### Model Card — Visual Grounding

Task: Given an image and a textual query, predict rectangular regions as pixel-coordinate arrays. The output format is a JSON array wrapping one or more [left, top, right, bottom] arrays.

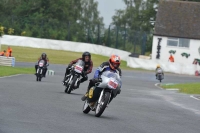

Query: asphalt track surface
[[1, 62, 200, 133]]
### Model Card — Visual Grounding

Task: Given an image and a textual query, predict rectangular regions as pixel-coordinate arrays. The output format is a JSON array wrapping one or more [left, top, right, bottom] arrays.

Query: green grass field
[[0, 66, 34, 77], [162, 83, 200, 94], [1, 45, 136, 70]]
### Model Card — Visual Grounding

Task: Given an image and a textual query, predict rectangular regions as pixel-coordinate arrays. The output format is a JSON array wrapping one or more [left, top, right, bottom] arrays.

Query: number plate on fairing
[[39, 62, 44, 67], [74, 65, 83, 73], [108, 79, 118, 89]]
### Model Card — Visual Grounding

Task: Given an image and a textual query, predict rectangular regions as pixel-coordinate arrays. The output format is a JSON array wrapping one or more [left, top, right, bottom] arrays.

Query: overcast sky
[[95, 0, 126, 26]]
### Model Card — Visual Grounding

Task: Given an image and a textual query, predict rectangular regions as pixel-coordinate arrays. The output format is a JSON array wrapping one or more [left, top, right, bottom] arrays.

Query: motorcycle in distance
[[36, 60, 48, 82], [82, 71, 122, 117], [156, 69, 164, 82], [64, 60, 85, 94]]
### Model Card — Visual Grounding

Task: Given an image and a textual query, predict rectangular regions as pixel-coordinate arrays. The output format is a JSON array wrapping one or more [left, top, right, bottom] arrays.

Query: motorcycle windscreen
[[101, 71, 122, 89], [157, 68, 163, 74], [74, 60, 85, 73], [38, 60, 45, 67]]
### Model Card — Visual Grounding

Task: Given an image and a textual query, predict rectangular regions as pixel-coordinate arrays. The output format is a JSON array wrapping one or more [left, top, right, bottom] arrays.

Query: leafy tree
[[0, 0, 104, 43]]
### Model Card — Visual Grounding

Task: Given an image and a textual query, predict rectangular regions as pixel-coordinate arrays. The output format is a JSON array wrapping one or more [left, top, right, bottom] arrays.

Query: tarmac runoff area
[[0, 62, 200, 133]]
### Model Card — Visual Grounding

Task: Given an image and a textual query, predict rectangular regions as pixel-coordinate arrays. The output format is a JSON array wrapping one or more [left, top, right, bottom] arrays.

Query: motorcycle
[[82, 71, 122, 117], [36, 60, 47, 81], [156, 69, 164, 82], [64, 60, 85, 94]]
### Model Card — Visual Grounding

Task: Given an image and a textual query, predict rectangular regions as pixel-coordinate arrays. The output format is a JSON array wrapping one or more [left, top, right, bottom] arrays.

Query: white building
[[152, 0, 200, 65]]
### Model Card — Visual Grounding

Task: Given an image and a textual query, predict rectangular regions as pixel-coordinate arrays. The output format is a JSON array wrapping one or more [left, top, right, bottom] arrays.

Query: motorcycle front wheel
[[67, 75, 77, 94], [95, 92, 111, 117], [83, 100, 91, 114]]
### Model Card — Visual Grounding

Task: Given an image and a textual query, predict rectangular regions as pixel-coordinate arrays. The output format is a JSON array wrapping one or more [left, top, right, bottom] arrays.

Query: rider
[[81, 54, 122, 101], [155, 64, 164, 78], [62, 52, 93, 88], [35, 53, 49, 77]]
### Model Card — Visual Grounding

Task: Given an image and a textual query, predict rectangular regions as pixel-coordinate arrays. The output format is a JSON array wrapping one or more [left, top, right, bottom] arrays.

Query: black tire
[[64, 84, 69, 93], [160, 79, 162, 82], [83, 101, 91, 114], [36, 76, 39, 81], [67, 75, 78, 94], [95, 92, 111, 117], [39, 77, 41, 81]]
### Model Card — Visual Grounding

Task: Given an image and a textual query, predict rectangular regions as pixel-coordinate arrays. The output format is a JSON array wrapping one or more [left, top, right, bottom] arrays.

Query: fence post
[[115, 26, 119, 48], [108, 25, 111, 47], [97, 24, 100, 44], [87, 26, 89, 43], [141, 32, 147, 55], [67, 21, 70, 41], [133, 32, 136, 54], [124, 27, 127, 50]]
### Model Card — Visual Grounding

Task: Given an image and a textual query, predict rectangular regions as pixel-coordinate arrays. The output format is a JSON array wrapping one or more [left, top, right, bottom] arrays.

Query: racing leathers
[[82, 61, 122, 101], [35, 57, 49, 77], [63, 58, 93, 87]]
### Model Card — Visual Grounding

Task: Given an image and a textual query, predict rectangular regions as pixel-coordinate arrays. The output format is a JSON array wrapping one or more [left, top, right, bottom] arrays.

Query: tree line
[[0, 0, 199, 54]]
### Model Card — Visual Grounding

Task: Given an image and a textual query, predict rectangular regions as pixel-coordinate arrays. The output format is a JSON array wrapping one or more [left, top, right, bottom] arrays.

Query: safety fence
[[1, 35, 198, 75], [0, 56, 15, 67], [0, 16, 152, 55]]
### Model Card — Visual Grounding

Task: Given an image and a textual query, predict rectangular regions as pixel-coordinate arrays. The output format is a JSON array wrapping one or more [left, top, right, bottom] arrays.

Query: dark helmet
[[82, 52, 91, 61], [41, 53, 47, 59]]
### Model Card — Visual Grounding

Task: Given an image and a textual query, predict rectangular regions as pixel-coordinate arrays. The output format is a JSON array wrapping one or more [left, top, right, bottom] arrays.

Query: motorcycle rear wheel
[[95, 92, 110, 117]]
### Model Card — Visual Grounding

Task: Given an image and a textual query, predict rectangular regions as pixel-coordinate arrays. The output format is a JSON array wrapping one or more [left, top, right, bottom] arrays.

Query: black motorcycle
[[36, 60, 48, 81], [64, 60, 85, 94]]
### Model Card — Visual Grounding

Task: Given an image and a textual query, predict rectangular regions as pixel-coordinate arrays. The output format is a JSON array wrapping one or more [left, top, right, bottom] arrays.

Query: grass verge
[[162, 83, 200, 94], [0, 66, 34, 77], [1, 45, 145, 70]]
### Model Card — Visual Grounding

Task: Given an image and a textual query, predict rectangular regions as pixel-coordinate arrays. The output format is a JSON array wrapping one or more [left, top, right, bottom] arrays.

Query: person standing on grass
[[6, 46, 12, 57], [0, 50, 6, 56]]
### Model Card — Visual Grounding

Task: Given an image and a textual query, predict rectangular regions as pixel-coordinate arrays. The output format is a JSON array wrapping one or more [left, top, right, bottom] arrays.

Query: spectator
[[6, 46, 12, 57], [169, 54, 174, 62], [0, 50, 6, 56]]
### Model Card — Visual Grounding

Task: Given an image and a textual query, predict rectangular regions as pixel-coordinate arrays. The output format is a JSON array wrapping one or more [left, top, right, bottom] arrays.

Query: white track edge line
[[0, 74, 23, 79], [190, 95, 200, 101], [155, 83, 163, 90]]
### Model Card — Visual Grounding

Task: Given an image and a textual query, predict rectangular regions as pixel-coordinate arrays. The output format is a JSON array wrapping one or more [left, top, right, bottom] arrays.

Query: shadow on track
[[57, 91, 83, 96]]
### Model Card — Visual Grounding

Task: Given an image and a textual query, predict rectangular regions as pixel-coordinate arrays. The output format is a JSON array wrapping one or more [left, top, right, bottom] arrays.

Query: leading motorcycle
[[64, 60, 85, 94], [82, 71, 122, 117]]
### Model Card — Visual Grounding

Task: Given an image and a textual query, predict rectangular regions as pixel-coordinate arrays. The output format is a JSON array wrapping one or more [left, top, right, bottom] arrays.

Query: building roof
[[154, 0, 200, 39]]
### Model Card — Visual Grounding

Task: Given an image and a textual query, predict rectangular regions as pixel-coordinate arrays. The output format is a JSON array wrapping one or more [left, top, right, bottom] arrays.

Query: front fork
[[98, 89, 111, 106]]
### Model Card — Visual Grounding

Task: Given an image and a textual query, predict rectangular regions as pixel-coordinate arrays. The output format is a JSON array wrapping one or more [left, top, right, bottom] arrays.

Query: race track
[[0, 63, 200, 133]]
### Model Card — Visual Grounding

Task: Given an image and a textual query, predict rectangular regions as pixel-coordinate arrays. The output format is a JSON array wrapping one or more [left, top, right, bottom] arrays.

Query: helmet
[[82, 52, 91, 61], [157, 64, 160, 68], [41, 53, 47, 59], [109, 55, 121, 70]]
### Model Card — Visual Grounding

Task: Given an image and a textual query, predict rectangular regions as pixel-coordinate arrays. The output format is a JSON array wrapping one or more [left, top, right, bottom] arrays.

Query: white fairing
[[97, 71, 122, 90], [74, 60, 85, 74], [38, 60, 45, 67], [157, 68, 163, 74]]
